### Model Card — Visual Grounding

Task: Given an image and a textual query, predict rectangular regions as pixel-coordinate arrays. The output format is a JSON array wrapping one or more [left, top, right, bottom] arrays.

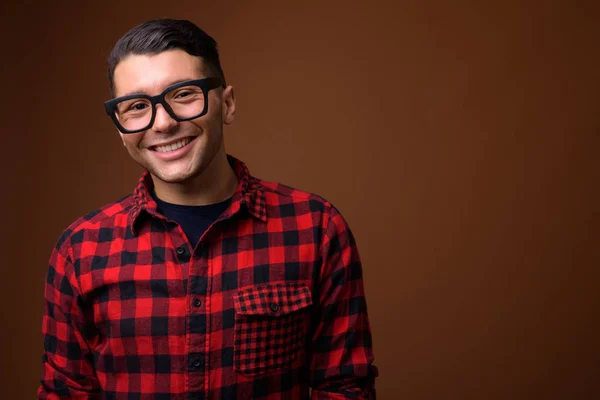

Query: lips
[[146, 136, 197, 161], [150, 137, 194, 152]]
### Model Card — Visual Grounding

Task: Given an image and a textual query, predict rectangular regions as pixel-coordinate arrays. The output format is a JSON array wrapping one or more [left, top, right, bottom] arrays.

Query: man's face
[[112, 49, 234, 184]]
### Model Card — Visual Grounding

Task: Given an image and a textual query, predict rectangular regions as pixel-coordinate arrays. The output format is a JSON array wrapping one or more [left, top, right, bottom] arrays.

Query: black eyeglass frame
[[104, 77, 225, 134]]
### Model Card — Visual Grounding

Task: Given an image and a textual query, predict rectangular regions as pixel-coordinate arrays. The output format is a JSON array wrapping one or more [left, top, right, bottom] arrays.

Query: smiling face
[[112, 49, 235, 185]]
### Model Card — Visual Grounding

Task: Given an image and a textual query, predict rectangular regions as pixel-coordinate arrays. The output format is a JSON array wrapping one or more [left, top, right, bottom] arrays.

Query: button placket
[[175, 245, 191, 264]]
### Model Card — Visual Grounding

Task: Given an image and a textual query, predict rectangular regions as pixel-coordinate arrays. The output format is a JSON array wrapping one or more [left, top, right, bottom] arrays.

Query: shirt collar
[[128, 154, 267, 235]]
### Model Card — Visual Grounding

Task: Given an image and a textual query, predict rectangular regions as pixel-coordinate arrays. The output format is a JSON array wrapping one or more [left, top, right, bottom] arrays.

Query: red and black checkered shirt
[[39, 155, 377, 399]]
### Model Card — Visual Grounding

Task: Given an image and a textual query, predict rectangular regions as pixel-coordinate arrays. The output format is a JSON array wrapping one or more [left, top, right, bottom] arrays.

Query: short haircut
[[107, 19, 225, 96]]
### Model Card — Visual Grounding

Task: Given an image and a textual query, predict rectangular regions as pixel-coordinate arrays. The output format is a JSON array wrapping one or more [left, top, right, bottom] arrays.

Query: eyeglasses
[[104, 77, 224, 134]]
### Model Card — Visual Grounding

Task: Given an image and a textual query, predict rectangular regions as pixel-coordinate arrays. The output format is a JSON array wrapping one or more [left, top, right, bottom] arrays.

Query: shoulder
[[256, 177, 332, 211], [252, 176, 350, 230], [53, 194, 135, 252]]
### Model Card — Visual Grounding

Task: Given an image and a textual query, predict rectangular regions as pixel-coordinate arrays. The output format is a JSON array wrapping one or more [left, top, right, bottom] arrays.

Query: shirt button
[[270, 303, 279, 312], [192, 358, 201, 368], [176, 246, 185, 255], [193, 298, 202, 307]]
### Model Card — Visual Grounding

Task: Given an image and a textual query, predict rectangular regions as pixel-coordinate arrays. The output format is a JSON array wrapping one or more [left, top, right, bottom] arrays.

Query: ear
[[222, 85, 236, 125]]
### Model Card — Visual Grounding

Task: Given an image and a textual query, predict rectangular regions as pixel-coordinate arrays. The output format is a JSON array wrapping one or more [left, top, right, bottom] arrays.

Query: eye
[[175, 90, 193, 99], [129, 102, 149, 111]]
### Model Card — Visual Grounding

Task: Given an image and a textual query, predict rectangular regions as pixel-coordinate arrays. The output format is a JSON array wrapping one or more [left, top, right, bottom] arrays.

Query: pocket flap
[[234, 282, 312, 317]]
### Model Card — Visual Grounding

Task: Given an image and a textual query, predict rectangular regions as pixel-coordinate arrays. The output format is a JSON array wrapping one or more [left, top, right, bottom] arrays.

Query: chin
[[153, 171, 196, 184]]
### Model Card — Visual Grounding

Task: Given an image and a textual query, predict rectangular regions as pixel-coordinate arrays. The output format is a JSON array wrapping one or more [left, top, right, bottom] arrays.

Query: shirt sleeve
[[38, 240, 101, 399], [310, 205, 378, 399]]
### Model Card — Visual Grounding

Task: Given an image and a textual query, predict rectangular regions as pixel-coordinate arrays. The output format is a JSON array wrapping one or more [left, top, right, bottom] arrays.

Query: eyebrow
[[120, 78, 200, 97]]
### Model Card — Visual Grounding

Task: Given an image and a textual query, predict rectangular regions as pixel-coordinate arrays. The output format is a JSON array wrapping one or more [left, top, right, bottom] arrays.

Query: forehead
[[113, 49, 205, 97]]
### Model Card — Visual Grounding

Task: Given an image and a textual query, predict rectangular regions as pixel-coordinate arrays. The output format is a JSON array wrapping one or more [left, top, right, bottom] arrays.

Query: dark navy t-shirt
[[152, 191, 232, 249]]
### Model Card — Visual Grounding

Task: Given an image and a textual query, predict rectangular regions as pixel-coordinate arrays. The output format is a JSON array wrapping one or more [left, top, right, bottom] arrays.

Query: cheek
[[200, 113, 223, 133], [121, 133, 144, 150], [192, 99, 223, 131]]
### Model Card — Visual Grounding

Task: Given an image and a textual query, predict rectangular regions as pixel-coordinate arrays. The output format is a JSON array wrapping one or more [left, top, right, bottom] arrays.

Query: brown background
[[1, 1, 599, 398]]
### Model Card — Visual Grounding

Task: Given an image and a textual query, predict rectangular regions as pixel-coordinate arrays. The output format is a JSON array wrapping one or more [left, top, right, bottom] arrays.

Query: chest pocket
[[233, 282, 312, 376]]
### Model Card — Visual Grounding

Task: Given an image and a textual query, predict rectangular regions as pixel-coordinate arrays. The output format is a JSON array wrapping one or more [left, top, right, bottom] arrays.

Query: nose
[[152, 103, 178, 132]]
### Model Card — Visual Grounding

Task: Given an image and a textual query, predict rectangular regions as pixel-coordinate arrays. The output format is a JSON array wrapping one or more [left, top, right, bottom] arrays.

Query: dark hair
[[107, 19, 225, 96]]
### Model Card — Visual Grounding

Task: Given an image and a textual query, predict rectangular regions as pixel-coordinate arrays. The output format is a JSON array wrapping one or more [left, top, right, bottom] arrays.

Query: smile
[[151, 137, 194, 153]]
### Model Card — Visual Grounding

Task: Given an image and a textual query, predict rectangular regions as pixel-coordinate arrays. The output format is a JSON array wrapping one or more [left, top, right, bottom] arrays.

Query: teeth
[[154, 138, 191, 153]]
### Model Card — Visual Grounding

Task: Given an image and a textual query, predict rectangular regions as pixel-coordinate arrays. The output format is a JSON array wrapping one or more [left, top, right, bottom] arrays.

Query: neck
[[152, 151, 238, 206]]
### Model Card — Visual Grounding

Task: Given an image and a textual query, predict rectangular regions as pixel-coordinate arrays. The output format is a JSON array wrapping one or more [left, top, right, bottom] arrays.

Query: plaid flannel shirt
[[39, 155, 377, 399]]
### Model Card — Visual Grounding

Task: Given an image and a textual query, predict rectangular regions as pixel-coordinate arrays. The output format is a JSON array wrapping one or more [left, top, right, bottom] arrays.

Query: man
[[39, 19, 377, 399]]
